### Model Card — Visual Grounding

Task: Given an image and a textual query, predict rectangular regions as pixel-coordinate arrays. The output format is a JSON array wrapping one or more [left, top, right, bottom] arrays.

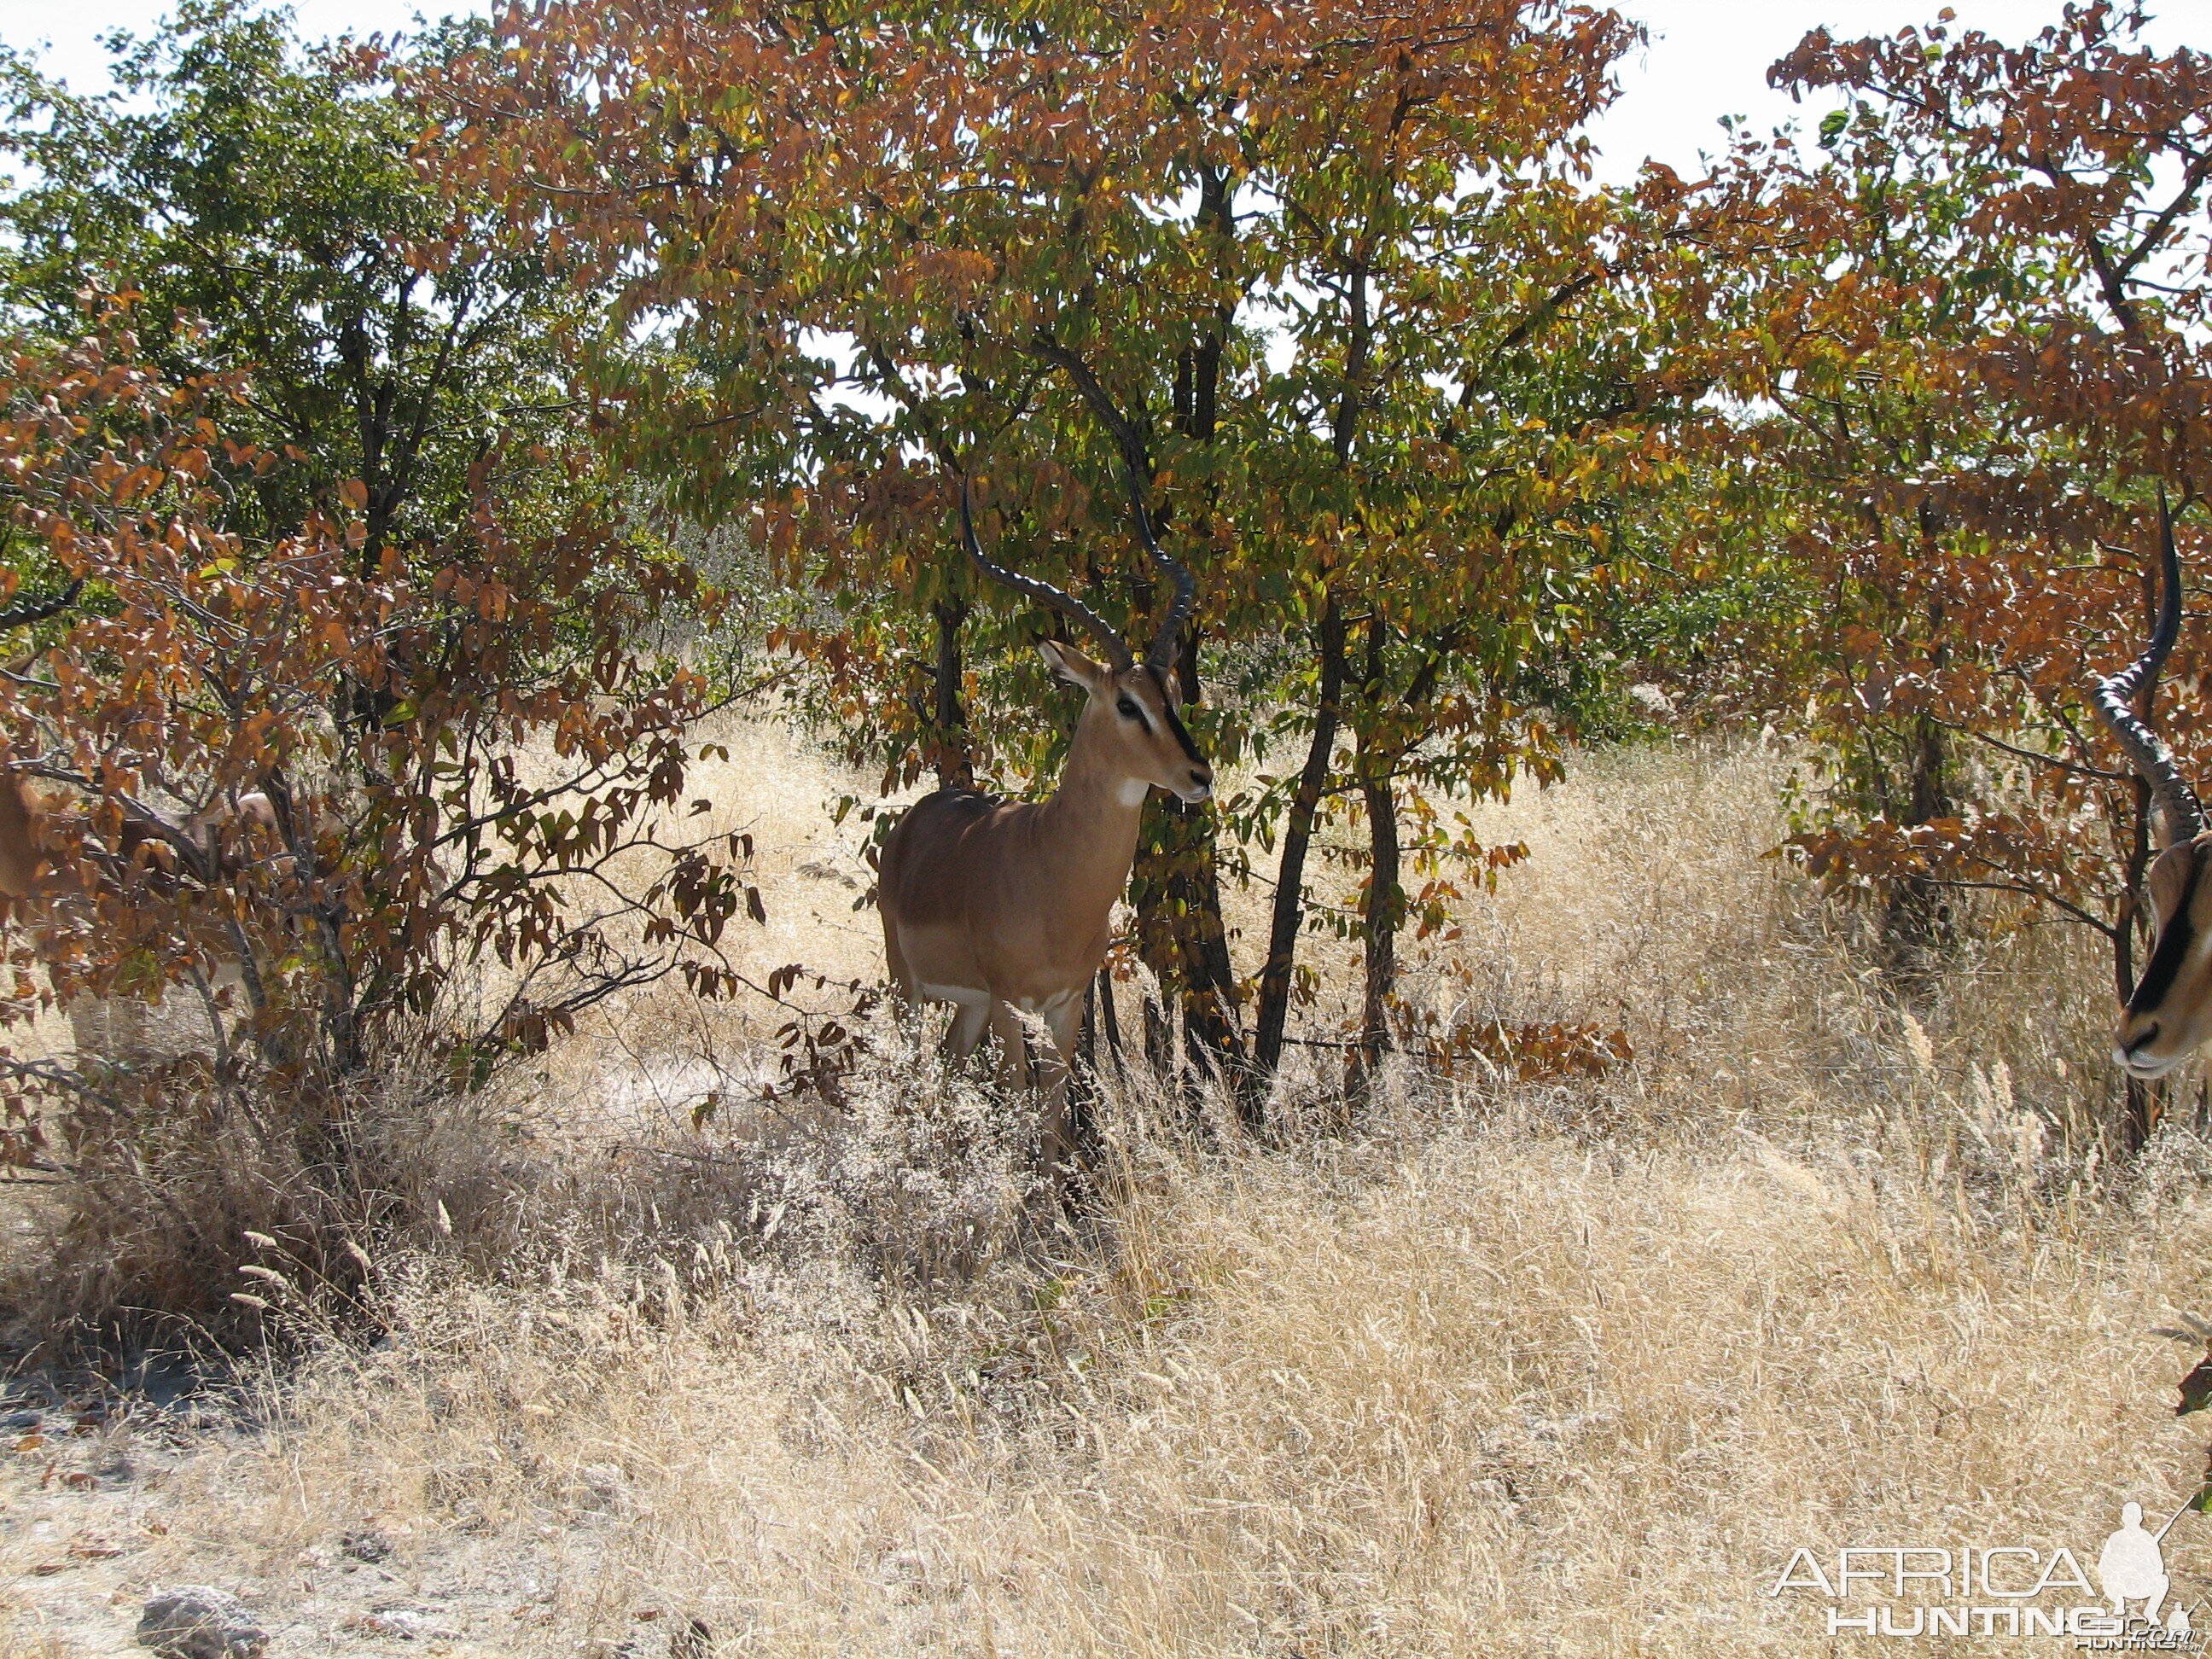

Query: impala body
[[0, 776, 48, 903], [880, 469, 1208, 1162], [0, 772, 277, 909], [0, 584, 279, 1058], [2093, 497, 2212, 1080], [0, 772, 281, 1062]]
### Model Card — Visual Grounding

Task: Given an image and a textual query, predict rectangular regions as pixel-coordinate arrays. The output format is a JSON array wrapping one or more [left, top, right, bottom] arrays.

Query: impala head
[[1035, 637, 1212, 803], [2094, 494, 2212, 1079], [961, 457, 1211, 805]]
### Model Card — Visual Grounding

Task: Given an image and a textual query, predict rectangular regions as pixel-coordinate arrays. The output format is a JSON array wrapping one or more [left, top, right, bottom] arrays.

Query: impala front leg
[[943, 995, 991, 1061], [1037, 988, 1087, 1171], [987, 1000, 1032, 1095]]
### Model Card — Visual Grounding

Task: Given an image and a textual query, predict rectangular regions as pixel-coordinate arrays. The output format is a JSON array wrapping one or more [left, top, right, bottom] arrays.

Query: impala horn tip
[[1122, 455, 1196, 672]]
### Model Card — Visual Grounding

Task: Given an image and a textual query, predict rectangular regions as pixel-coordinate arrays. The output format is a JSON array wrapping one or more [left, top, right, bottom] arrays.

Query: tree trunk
[[1069, 975, 1098, 1158], [930, 597, 973, 790], [260, 767, 362, 1082], [1132, 623, 1244, 1097], [2112, 545, 2175, 1155], [2124, 1074, 2162, 1154], [1351, 617, 1403, 1083], [1250, 595, 1346, 1098], [1358, 760, 1401, 1079], [1173, 623, 1243, 1085], [1128, 178, 1249, 1103], [1167, 806, 1241, 1082], [1094, 964, 1122, 1068], [1236, 232, 1374, 1108], [1142, 987, 1173, 1077], [1880, 713, 1952, 975]]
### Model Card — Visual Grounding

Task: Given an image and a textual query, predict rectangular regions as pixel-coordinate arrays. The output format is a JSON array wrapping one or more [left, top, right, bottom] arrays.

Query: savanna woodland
[[0, 0, 2209, 1651]]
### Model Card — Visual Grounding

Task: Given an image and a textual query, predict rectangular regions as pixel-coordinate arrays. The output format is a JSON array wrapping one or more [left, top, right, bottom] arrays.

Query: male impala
[[878, 465, 1210, 1162], [2093, 497, 2212, 1080]]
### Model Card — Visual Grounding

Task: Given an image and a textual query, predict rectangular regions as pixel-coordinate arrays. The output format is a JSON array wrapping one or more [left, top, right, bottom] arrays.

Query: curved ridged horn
[[1123, 456, 1196, 671], [0, 579, 82, 632], [961, 475, 1132, 670], [2093, 491, 2207, 846]]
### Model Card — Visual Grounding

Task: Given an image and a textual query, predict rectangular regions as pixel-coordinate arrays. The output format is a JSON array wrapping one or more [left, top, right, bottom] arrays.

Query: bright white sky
[[1, 0, 2207, 185]]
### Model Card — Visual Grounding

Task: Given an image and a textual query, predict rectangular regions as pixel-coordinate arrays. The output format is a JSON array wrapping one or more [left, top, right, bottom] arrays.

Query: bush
[[0, 308, 749, 1347]]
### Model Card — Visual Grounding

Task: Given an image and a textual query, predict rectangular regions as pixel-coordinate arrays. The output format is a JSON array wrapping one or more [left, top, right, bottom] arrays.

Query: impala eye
[[1116, 696, 1142, 721]]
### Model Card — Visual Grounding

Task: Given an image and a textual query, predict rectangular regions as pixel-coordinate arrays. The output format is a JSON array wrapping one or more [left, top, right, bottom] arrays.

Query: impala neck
[[1038, 708, 1148, 907]]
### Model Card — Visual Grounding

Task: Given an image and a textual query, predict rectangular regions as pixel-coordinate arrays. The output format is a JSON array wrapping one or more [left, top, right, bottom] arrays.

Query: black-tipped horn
[[2092, 490, 2207, 846], [1123, 456, 1195, 672], [961, 476, 1132, 670], [0, 578, 82, 632]]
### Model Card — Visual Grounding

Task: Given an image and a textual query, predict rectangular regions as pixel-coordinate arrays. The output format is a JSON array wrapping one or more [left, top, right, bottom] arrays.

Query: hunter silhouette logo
[[2100, 1502, 2189, 1635]]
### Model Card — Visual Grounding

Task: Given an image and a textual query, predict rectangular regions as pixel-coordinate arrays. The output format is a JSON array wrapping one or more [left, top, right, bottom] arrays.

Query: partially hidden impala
[[877, 463, 1211, 1163], [0, 581, 277, 1061], [2093, 496, 2212, 1080]]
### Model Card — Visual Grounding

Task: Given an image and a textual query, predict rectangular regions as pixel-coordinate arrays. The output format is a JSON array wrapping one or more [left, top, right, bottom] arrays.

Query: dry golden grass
[[7, 729, 2212, 1656]]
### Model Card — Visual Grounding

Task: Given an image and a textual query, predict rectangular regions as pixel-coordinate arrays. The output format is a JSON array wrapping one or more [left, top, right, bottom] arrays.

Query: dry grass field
[[3, 727, 2212, 1655]]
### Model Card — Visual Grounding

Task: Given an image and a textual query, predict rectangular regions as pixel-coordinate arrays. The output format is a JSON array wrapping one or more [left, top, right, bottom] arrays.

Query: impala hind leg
[[882, 919, 932, 1051]]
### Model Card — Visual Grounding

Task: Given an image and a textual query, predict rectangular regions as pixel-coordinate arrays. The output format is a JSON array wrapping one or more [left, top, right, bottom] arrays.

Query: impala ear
[[1037, 637, 1109, 691]]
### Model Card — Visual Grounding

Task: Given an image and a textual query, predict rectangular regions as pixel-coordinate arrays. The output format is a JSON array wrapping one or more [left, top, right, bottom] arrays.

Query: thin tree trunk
[[2116, 774, 2149, 1006], [1250, 595, 1346, 1097], [262, 767, 362, 1082], [930, 597, 973, 790], [1172, 175, 1247, 1088], [1095, 964, 1122, 1068], [1353, 617, 1402, 1081], [2126, 1076, 2162, 1153], [1242, 242, 1377, 1105], [1168, 623, 1243, 1086], [1358, 761, 1401, 1078], [1136, 778, 1242, 1091], [1080, 975, 1096, 1072], [1881, 713, 1951, 974], [1129, 175, 1249, 1101], [1070, 975, 1098, 1157], [1142, 975, 1173, 1076]]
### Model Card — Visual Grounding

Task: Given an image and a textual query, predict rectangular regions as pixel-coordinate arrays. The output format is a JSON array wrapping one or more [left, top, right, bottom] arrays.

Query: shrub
[[0, 307, 748, 1345]]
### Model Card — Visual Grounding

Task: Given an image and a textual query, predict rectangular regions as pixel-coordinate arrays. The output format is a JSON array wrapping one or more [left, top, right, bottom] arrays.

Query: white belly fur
[[917, 981, 989, 1006]]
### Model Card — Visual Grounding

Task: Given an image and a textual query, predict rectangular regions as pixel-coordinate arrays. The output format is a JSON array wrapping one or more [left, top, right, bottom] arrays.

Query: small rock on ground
[[136, 1586, 267, 1659]]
